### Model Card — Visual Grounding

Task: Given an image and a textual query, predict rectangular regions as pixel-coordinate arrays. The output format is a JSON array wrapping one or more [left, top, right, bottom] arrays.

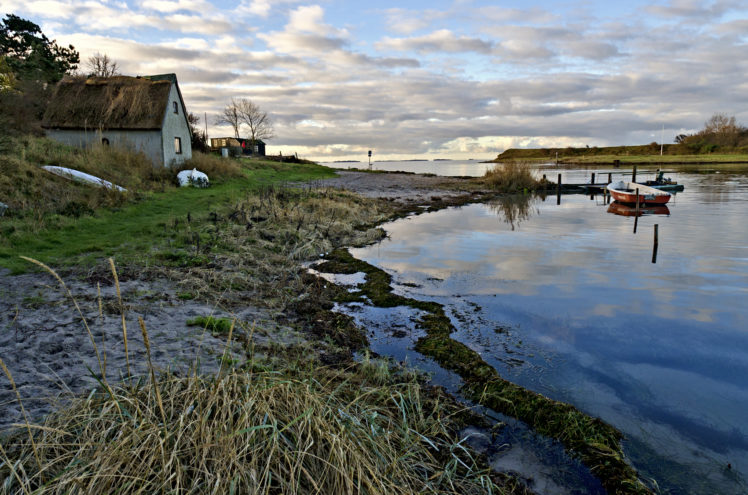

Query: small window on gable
[[175, 137, 182, 154], [101, 137, 110, 146], [173, 101, 178, 114]]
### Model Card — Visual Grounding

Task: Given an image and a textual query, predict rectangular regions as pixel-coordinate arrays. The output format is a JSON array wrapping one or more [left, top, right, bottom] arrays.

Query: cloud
[[9, 0, 748, 160], [646, 0, 743, 19], [377, 30, 494, 54], [382, 8, 449, 34], [137, 0, 212, 14]]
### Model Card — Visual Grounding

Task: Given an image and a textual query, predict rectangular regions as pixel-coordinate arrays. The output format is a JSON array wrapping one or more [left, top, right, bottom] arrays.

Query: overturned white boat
[[42, 165, 127, 192]]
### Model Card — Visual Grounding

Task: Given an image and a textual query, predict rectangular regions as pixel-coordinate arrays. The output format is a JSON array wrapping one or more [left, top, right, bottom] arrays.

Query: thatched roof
[[42, 75, 173, 130]]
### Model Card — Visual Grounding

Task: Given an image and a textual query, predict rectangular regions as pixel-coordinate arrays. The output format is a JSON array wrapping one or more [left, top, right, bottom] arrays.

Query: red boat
[[606, 181, 671, 205]]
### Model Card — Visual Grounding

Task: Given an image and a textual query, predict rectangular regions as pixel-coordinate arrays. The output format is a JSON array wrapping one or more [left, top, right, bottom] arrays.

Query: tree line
[[674, 113, 748, 153]]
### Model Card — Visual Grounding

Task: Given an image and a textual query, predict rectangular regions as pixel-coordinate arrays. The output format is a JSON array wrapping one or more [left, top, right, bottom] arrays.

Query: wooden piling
[[557, 173, 561, 205], [591, 172, 596, 185], [608, 172, 612, 184], [633, 188, 640, 233], [632, 165, 637, 183], [652, 224, 659, 263]]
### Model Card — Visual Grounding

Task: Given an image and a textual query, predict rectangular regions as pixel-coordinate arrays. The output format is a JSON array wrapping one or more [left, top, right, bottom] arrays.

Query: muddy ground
[[322, 170, 480, 204]]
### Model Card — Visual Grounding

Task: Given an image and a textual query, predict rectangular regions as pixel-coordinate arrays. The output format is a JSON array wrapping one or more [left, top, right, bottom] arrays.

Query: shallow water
[[347, 165, 748, 494]]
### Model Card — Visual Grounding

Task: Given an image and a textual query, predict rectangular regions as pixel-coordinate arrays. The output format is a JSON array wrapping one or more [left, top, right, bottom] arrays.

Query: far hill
[[493, 143, 748, 164]]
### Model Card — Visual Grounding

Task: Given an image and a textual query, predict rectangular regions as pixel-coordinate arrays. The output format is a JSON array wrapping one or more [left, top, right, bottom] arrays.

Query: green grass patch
[[0, 153, 336, 273], [186, 315, 234, 334]]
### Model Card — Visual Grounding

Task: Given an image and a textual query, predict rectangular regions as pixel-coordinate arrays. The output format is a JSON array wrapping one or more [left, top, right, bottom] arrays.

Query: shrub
[[483, 162, 539, 192]]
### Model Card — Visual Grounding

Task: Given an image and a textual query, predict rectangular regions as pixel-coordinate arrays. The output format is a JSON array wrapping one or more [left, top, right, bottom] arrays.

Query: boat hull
[[606, 181, 671, 205]]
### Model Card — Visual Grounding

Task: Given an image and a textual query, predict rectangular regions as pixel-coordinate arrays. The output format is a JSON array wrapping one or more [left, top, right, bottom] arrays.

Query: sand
[[321, 170, 475, 204], [0, 267, 294, 430]]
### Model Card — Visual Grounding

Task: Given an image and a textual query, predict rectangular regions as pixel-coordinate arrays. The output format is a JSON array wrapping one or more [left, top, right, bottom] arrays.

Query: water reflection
[[607, 202, 670, 217], [350, 168, 748, 494], [487, 194, 539, 230]]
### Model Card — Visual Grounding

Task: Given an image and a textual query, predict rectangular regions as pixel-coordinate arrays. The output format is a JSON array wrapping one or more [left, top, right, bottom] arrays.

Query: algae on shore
[[318, 247, 652, 495]]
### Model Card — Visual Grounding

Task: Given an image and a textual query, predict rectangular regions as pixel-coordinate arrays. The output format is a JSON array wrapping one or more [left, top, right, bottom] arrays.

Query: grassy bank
[[1, 136, 650, 492], [0, 137, 337, 273], [493, 145, 748, 164], [0, 265, 522, 494], [1, 138, 533, 493]]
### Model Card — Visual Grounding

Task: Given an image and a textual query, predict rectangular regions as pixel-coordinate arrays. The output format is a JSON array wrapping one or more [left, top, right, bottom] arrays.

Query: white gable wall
[[161, 83, 192, 167], [46, 129, 163, 165]]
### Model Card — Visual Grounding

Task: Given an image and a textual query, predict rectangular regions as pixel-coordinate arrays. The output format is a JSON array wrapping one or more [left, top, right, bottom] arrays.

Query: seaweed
[[318, 247, 652, 495]]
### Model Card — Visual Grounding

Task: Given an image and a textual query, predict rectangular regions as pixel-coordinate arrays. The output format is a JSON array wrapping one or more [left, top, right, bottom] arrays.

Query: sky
[[1, 0, 747, 161]]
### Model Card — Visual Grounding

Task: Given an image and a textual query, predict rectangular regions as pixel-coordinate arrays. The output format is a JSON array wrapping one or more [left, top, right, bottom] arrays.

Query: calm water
[[323, 159, 494, 176], [347, 164, 748, 494]]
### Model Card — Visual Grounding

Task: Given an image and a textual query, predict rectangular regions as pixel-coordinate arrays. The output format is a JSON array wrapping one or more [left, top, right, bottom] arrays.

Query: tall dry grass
[[0, 261, 509, 494], [483, 162, 539, 192], [178, 151, 244, 179]]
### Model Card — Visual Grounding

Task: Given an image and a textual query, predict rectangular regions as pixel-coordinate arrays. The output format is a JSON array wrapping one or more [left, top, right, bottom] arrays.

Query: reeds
[[483, 162, 539, 192], [0, 262, 507, 494]]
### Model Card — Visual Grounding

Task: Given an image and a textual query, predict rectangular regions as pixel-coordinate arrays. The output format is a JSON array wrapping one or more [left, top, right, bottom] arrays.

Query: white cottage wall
[[161, 83, 192, 167], [45, 129, 163, 166]]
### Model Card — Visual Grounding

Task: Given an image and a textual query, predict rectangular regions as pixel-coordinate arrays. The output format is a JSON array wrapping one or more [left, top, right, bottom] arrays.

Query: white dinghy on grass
[[177, 168, 209, 188], [42, 165, 127, 192]]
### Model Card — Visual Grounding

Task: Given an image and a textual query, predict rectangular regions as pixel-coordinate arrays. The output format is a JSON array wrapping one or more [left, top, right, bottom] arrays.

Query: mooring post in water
[[634, 188, 640, 233], [608, 172, 612, 184], [652, 224, 659, 263], [632, 165, 637, 183], [557, 173, 562, 205], [590, 172, 596, 200], [591, 172, 596, 185]]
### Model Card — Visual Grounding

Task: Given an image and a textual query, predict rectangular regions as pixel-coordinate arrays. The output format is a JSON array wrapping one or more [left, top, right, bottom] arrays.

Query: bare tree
[[86, 52, 119, 77], [216, 98, 242, 138], [703, 113, 739, 135], [236, 98, 274, 145]]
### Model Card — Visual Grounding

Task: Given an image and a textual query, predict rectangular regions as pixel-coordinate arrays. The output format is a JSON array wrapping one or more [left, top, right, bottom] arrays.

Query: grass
[[0, 263, 521, 495], [186, 315, 234, 334], [482, 162, 542, 192], [557, 153, 748, 164], [493, 144, 748, 164], [0, 138, 339, 273]]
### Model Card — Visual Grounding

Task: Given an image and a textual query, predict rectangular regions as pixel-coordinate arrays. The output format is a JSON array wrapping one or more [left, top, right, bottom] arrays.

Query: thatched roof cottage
[[42, 73, 192, 167]]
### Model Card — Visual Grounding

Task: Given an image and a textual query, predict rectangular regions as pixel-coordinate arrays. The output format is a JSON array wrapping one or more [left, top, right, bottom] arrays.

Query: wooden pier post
[[557, 173, 561, 205], [652, 224, 659, 263], [591, 172, 596, 185], [633, 188, 640, 233], [608, 172, 612, 184], [632, 165, 637, 184]]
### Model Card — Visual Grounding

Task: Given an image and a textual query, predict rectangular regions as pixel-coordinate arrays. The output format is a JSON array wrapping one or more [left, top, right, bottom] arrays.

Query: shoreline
[[1, 168, 651, 493]]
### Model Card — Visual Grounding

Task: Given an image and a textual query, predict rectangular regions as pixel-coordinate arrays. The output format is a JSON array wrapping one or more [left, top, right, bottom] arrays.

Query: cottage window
[[101, 137, 110, 146], [175, 137, 182, 154], [173, 101, 178, 114], [254, 145, 259, 153]]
